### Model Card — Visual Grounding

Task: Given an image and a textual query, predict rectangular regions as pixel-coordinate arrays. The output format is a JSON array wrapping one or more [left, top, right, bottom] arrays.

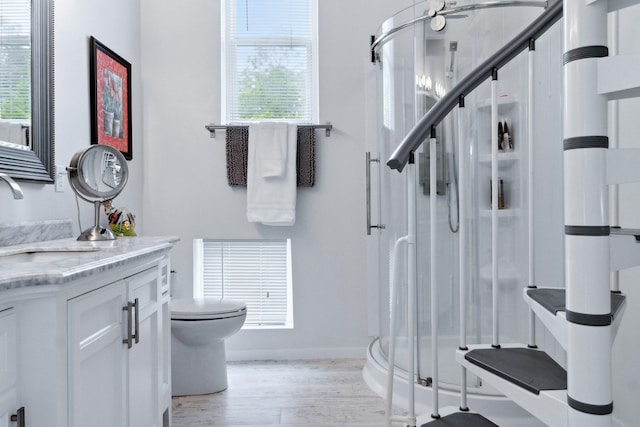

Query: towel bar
[[205, 122, 332, 138]]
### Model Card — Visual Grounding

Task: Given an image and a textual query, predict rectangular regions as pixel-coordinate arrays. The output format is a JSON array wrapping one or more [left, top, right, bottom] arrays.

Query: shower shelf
[[479, 152, 518, 166], [478, 97, 519, 108], [480, 208, 519, 219]]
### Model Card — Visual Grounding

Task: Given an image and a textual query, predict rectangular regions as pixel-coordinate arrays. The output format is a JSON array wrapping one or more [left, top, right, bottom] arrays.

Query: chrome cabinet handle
[[10, 407, 25, 427], [366, 151, 385, 235], [122, 301, 133, 349], [133, 298, 140, 344]]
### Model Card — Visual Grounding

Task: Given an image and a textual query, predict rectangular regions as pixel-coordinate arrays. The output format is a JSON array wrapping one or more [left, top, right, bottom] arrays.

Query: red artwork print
[[96, 49, 129, 154]]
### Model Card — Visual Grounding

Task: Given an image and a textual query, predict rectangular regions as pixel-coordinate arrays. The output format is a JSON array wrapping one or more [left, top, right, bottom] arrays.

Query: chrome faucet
[[0, 173, 24, 199]]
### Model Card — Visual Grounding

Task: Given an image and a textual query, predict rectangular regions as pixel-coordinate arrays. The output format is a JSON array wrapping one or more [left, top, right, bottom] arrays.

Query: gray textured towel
[[296, 126, 316, 187], [225, 125, 316, 187], [226, 126, 249, 186]]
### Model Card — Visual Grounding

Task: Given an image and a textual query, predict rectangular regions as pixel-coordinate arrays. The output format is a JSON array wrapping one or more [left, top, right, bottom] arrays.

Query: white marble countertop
[[0, 236, 179, 291]]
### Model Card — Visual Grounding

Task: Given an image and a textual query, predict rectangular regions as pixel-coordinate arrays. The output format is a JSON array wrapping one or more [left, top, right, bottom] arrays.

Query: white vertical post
[[527, 39, 537, 348], [429, 128, 440, 419], [385, 235, 407, 427], [608, 11, 620, 293], [457, 97, 469, 411], [491, 69, 500, 348], [563, 0, 612, 425], [407, 154, 417, 427]]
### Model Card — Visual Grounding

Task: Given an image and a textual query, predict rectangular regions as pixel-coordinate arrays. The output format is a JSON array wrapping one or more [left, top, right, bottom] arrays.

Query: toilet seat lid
[[171, 297, 247, 320]]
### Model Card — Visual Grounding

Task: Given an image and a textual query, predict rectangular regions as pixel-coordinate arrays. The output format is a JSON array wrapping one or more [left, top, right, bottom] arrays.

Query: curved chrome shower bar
[[386, 0, 563, 172], [370, 0, 548, 53]]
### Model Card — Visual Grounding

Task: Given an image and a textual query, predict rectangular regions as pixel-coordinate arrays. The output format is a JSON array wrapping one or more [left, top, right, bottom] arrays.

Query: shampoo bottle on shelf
[[504, 121, 513, 150], [490, 178, 506, 210]]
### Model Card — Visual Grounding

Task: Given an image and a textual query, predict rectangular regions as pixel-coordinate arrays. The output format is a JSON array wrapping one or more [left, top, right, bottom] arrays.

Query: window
[[194, 239, 293, 329], [0, 0, 31, 120], [222, 0, 318, 123]]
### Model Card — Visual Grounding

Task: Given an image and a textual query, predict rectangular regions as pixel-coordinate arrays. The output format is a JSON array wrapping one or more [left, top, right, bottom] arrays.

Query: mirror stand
[[78, 201, 116, 241], [67, 145, 129, 241]]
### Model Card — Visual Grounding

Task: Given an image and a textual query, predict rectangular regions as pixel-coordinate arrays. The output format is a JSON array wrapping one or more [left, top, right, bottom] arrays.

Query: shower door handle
[[366, 151, 385, 235]]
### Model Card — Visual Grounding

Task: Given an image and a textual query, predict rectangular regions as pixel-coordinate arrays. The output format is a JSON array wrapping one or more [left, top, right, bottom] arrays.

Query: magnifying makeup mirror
[[67, 145, 129, 241]]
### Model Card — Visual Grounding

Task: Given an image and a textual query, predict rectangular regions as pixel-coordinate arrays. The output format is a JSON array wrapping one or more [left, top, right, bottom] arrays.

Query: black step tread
[[421, 412, 499, 426], [465, 347, 566, 395], [527, 288, 626, 319]]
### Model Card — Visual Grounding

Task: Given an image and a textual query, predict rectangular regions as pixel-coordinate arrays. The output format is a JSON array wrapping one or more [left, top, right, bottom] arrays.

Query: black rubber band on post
[[563, 136, 609, 151], [459, 95, 465, 108], [565, 225, 610, 236], [563, 46, 608, 64], [529, 38, 535, 51], [568, 396, 613, 415], [566, 310, 612, 326], [492, 67, 498, 80], [370, 35, 376, 63]]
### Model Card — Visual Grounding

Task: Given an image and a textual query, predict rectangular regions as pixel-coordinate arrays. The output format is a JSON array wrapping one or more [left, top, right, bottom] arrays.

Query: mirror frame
[[68, 144, 129, 201], [0, 0, 54, 182]]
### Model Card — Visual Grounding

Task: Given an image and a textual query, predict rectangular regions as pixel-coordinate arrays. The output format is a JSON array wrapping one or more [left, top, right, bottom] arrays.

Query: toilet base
[[171, 335, 229, 396]]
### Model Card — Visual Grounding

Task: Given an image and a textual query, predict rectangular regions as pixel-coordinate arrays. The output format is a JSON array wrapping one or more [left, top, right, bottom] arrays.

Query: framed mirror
[[0, 0, 54, 182]]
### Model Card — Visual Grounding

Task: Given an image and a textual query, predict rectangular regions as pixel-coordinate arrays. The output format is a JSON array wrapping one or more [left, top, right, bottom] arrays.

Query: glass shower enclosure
[[365, 0, 554, 410]]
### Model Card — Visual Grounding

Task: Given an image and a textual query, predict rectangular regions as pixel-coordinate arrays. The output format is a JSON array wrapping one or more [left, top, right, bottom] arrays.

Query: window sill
[[242, 323, 294, 331]]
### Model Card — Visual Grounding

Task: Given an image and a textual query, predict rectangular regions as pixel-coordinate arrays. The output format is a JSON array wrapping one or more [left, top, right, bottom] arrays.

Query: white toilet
[[170, 297, 247, 396]]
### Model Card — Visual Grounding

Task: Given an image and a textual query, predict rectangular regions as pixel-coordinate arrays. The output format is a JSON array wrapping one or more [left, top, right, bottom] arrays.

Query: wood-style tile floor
[[171, 359, 394, 426]]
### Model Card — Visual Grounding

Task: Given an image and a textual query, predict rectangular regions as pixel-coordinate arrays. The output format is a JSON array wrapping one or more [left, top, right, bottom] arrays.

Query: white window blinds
[[0, 0, 31, 120], [194, 239, 293, 328], [223, 0, 317, 123]]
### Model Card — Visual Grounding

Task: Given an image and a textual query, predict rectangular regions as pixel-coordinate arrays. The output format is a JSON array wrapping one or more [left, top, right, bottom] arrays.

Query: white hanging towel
[[0, 121, 25, 146], [247, 122, 297, 226]]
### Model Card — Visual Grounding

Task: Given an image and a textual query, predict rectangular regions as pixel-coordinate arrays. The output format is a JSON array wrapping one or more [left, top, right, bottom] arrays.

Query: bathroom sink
[[0, 247, 100, 264]]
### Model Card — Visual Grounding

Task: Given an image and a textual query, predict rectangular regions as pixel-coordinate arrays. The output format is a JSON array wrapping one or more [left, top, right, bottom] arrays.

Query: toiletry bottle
[[498, 178, 505, 209], [504, 121, 513, 150]]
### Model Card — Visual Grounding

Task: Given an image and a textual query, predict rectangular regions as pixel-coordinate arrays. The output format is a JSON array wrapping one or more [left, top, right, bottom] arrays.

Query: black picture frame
[[89, 36, 132, 160]]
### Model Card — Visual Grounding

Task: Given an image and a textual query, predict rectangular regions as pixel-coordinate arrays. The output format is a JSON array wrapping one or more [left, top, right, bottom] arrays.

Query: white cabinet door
[[0, 308, 17, 427], [67, 263, 167, 427], [68, 282, 128, 427], [128, 268, 161, 427]]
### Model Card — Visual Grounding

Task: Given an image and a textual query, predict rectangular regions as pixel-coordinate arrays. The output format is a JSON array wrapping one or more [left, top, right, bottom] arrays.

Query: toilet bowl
[[170, 297, 247, 396]]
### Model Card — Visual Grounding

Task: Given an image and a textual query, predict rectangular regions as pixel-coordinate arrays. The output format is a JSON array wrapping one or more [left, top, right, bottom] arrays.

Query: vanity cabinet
[[0, 240, 175, 427], [68, 261, 169, 427]]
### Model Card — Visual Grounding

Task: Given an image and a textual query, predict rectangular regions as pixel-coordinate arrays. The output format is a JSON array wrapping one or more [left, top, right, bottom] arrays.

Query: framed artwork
[[89, 36, 132, 160]]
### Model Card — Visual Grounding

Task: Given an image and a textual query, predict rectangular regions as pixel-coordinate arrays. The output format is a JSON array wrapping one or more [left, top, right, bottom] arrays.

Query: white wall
[[139, 0, 410, 359], [0, 0, 144, 237]]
